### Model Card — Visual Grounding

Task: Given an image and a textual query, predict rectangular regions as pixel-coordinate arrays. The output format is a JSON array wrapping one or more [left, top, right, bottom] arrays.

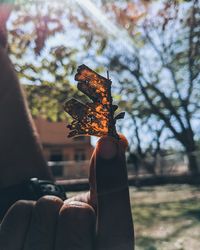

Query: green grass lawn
[[130, 185, 200, 250], [69, 184, 200, 250]]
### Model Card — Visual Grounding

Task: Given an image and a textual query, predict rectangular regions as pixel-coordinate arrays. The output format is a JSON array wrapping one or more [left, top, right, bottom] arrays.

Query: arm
[[0, 4, 52, 188]]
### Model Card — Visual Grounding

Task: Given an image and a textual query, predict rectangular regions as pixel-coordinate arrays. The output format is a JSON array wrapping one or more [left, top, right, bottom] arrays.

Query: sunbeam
[[76, 0, 135, 54]]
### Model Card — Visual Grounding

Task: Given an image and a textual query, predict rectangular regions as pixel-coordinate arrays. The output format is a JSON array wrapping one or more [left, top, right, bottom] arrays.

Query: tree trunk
[[180, 129, 199, 175], [186, 144, 199, 175], [186, 150, 199, 175]]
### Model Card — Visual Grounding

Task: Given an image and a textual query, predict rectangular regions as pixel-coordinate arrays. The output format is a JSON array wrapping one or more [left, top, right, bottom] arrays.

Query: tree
[[7, 1, 111, 120], [108, 0, 200, 174], [4, 0, 200, 174]]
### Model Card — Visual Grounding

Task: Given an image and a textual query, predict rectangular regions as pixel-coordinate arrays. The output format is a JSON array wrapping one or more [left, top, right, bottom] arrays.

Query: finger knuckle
[[11, 200, 34, 212], [59, 202, 95, 221], [35, 195, 63, 212]]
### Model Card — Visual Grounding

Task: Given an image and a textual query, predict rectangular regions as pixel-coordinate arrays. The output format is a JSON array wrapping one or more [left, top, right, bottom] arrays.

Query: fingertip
[[96, 136, 118, 160], [96, 134, 128, 160], [0, 200, 35, 250], [35, 195, 63, 214], [55, 201, 95, 250]]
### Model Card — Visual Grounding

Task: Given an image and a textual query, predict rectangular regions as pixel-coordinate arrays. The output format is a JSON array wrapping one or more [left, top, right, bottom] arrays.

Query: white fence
[[127, 151, 200, 176], [48, 152, 200, 179], [48, 160, 90, 179]]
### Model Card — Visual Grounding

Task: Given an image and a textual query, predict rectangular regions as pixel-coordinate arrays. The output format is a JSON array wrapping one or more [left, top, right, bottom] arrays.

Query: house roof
[[34, 117, 92, 146]]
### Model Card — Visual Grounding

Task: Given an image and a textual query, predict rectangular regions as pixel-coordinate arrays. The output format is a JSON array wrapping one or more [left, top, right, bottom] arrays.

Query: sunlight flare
[[76, 0, 135, 54]]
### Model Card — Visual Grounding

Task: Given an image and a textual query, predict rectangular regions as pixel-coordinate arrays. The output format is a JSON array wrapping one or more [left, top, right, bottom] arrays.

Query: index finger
[[89, 135, 135, 250]]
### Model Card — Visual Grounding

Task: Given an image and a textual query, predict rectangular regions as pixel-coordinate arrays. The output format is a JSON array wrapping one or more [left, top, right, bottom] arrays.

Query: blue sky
[[8, 0, 199, 151]]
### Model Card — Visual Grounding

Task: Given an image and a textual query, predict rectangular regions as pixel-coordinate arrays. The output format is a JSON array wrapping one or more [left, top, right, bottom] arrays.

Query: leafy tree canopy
[[3, 0, 200, 173]]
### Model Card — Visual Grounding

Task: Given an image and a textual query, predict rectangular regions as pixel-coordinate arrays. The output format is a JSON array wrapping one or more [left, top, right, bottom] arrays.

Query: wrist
[[0, 178, 67, 220], [0, 27, 7, 49]]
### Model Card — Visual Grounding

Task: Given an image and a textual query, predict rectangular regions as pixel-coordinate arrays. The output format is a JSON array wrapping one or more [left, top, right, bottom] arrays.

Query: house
[[34, 117, 94, 179]]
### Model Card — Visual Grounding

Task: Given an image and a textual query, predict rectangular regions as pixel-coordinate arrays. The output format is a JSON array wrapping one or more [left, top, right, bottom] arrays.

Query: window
[[74, 150, 86, 162], [64, 155, 69, 161], [73, 136, 85, 141], [50, 151, 63, 177]]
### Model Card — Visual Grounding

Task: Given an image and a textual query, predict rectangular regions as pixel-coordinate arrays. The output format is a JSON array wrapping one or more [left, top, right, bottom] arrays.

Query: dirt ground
[[130, 185, 200, 250], [68, 184, 200, 250]]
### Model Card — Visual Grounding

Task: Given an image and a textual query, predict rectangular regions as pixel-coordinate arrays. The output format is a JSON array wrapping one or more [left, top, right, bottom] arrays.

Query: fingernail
[[96, 136, 118, 160]]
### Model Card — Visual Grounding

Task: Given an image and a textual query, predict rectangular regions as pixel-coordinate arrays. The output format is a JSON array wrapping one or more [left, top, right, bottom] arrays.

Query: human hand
[[0, 135, 134, 250]]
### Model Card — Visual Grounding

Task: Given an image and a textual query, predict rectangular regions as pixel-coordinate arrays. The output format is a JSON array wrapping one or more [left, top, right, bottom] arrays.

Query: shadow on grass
[[133, 196, 200, 249], [132, 197, 200, 226], [136, 220, 198, 249], [184, 209, 200, 220], [136, 236, 157, 250]]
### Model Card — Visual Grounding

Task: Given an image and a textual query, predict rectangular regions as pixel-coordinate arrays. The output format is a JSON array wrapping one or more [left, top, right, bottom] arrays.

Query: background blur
[[4, 0, 200, 249]]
